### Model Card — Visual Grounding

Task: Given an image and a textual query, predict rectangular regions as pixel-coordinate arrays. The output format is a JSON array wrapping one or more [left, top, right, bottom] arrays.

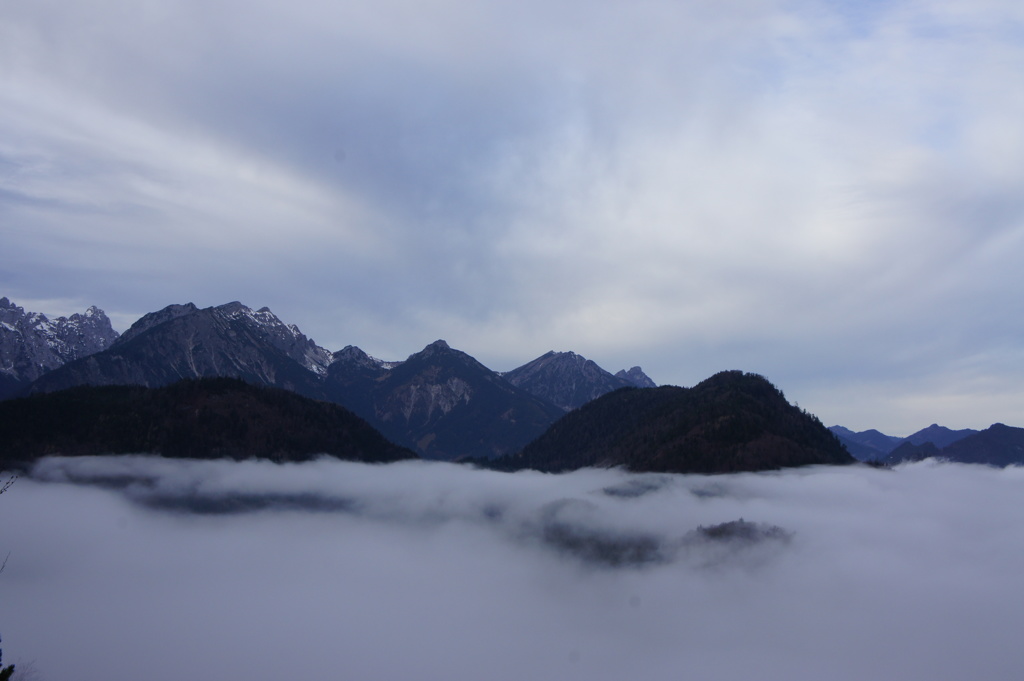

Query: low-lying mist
[[3, 457, 1023, 681]]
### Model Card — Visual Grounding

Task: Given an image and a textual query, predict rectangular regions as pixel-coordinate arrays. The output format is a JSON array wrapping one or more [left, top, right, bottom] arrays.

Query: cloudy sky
[[4, 457, 1024, 680], [3, 1, 1024, 434]]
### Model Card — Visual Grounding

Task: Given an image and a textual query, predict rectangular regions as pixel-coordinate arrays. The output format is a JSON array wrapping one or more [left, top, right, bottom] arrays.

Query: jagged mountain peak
[[333, 345, 372, 363], [330, 345, 395, 371], [215, 300, 248, 313], [1, 297, 120, 395], [403, 339, 483, 367], [211, 301, 331, 375], [219, 301, 280, 325], [504, 349, 636, 412], [419, 339, 452, 354], [325, 339, 565, 460], [29, 299, 333, 394], [616, 366, 657, 388]]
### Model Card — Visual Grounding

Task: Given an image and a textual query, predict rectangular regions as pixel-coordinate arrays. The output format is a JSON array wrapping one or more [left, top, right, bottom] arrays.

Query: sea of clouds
[[3, 456, 1024, 681]]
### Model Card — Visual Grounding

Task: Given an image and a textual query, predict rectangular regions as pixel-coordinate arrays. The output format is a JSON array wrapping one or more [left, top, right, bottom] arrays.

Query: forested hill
[[496, 371, 854, 474], [0, 378, 416, 467]]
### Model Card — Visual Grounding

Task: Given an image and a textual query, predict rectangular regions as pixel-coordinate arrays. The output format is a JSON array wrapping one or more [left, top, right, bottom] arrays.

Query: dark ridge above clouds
[[884, 423, 1024, 467], [498, 371, 854, 474], [0, 377, 415, 467], [832, 424, 981, 461]]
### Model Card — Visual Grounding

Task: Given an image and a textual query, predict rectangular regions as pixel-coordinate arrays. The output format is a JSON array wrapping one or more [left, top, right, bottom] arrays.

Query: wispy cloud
[[3, 1, 1024, 431]]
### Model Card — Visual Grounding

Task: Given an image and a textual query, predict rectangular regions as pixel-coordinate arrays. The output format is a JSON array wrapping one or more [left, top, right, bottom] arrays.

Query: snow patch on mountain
[[1, 296, 119, 384]]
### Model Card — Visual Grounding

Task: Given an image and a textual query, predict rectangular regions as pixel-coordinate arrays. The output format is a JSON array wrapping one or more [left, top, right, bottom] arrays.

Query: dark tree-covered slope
[[938, 423, 1024, 465], [498, 371, 854, 474], [0, 377, 415, 467]]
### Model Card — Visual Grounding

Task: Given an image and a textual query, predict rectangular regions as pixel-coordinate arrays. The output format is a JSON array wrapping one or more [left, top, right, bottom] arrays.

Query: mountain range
[[1, 297, 119, 399], [830, 424, 980, 460], [1, 298, 654, 461], [879, 423, 1024, 467], [4, 296, 1021, 469]]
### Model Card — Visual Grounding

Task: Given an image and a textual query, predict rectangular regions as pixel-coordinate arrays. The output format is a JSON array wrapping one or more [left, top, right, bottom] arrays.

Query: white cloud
[[4, 456, 1024, 680]]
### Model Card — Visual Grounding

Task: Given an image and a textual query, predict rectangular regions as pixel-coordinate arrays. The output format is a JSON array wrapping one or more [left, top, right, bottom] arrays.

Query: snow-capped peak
[[0, 297, 120, 384], [215, 302, 332, 375]]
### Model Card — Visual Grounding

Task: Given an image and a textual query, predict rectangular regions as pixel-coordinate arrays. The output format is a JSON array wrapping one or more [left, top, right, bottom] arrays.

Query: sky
[[4, 456, 1024, 680], [3, 1, 1024, 435]]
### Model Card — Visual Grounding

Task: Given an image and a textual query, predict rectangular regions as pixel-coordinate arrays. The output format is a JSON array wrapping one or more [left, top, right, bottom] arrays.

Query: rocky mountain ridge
[[5, 297, 658, 461], [1, 297, 119, 398], [327, 340, 566, 459], [28, 301, 328, 399], [501, 350, 653, 412]]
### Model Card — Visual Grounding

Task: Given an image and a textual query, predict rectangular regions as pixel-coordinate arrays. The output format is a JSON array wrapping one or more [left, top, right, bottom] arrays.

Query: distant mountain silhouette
[[832, 423, 979, 461], [904, 424, 978, 449], [0, 377, 415, 467], [496, 371, 854, 473], [942, 424, 1024, 465], [885, 423, 1024, 467], [502, 351, 636, 411], [882, 440, 940, 464], [829, 426, 903, 460]]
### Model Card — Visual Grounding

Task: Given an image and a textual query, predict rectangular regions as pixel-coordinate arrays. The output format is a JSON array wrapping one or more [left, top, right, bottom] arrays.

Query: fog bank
[[3, 457, 1024, 680]]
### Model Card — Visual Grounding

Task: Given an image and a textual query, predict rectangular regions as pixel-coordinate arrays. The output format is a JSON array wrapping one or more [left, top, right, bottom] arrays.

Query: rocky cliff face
[[1, 297, 119, 397], [327, 340, 565, 460]]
